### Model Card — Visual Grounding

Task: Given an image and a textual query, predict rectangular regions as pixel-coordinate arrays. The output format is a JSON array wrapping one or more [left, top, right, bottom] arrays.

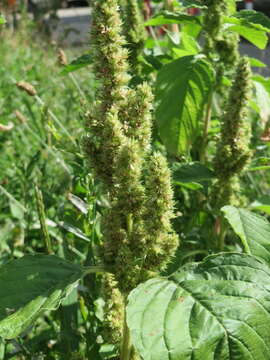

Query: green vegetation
[[1, 1, 270, 359]]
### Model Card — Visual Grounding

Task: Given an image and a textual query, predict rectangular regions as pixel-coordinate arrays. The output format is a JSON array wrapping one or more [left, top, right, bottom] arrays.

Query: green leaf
[[250, 196, 270, 216], [253, 75, 270, 93], [234, 10, 270, 30], [181, 0, 207, 9], [224, 16, 270, 49], [155, 55, 214, 155], [145, 11, 202, 27], [222, 206, 270, 263], [60, 54, 92, 75], [0, 255, 83, 339], [173, 162, 215, 183], [248, 57, 266, 68], [0, 15, 5, 25], [127, 253, 270, 360], [58, 221, 90, 242], [253, 80, 270, 123], [172, 32, 200, 58]]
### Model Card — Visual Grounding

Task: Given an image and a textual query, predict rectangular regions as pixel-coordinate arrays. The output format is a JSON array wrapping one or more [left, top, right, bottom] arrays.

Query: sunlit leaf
[[127, 253, 270, 360], [155, 55, 214, 155]]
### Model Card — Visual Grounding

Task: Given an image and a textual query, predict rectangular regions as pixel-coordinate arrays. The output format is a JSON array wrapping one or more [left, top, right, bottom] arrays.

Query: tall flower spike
[[103, 139, 147, 292], [121, 0, 146, 76], [143, 153, 179, 273], [212, 57, 252, 209], [101, 273, 124, 344], [203, 0, 239, 86], [84, 0, 132, 187], [91, 0, 130, 105], [119, 83, 153, 151], [85, 0, 179, 354]]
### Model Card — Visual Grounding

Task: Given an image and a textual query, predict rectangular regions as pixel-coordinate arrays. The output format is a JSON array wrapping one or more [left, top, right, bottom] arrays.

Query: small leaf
[[234, 10, 270, 30], [172, 32, 200, 58], [252, 80, 270, 123], [60, 54, 92, 75], [173, 162, 215, 183], [181, 0, 207, 9], [127, 253, 270, 360], [58, 221, 90, 242], [67, 193, 88, 215], [250, 196, 270, 216], [145, 11, 202, 27], [155, 55, 215, 155], [0, 15, 5, 25], [248, 57, 266, 68], [0, 255, 83, 339], [9, 200, 24, 220], [222, 205, 270, 263], [224, 16, 270, 49]]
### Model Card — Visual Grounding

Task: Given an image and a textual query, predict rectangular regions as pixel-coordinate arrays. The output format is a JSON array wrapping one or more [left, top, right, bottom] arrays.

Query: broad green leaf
[[0, 255, 83, 339], [60, 54, 92, 75], [127, 253, 270, 360], [155, 55, 214, 155], [145, 11, 202, 27], [173, 162, 215, 183], [224, 16, 270, 49], [222, 206, 270, 263]]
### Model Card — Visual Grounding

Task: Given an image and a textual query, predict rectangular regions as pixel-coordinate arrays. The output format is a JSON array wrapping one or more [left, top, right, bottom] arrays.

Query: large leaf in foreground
[[127, 253, 270, 360], [222, 205, 270, 263], [155, 55, 214, 155], [0, 255, 83, 339]]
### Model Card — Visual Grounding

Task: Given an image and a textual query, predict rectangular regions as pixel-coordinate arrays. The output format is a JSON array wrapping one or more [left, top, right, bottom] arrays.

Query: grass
[[0, 23, 104, 359]]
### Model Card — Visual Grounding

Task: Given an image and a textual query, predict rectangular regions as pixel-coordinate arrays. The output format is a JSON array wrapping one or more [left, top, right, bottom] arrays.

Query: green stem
[[120, 309, 132, 360], [35, 185, 53, 254], [34, 95, 76, 146], [119, 214, 134, 360], [83, 265, 109, 275], [201, 91, 213, 163], [218, 216, 226, 252]]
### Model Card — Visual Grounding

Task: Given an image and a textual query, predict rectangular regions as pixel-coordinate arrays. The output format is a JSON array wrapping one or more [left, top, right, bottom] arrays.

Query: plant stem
[[120, 309, 132, 360], [201, 91, 213, 163], [119, 214, 134, 360], [35, 185, 53, 254], [218, 216, 226, 252], [164, 0, 179, 33], [83, 265, 108, 275], [34, 95, 76, 146]]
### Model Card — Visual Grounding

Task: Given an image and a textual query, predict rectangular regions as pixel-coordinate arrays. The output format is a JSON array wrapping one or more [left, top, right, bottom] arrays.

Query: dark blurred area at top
[[27, 0, 270, 16]]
